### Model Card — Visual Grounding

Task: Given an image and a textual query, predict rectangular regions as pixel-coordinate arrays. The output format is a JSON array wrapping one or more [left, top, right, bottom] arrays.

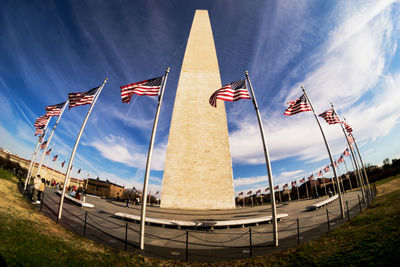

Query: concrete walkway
[[35, 187, 368, 262]]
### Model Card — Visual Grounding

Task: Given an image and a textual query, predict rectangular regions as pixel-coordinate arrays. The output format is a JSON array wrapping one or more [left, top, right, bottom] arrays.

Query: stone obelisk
[[161, 10, 235, 210]]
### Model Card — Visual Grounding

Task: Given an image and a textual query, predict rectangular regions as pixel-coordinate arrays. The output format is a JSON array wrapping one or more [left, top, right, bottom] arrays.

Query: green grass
[[0, 168, 15, 181], [374, 174, 400, 186], [1, 168, 400, 266]]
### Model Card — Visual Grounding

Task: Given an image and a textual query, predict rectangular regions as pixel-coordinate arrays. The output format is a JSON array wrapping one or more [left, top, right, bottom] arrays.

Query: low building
[[85, 178, 124, 199]]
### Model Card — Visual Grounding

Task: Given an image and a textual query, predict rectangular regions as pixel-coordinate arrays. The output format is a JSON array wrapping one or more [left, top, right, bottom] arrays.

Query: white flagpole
[[24, 137, 42, 190], [302, 87, 345, 218], [36, 101, 69, 177], [24, 117, 52, 190], [139, 68, 170, 250], [330, 103, 366, 201], [350, 133, 371, 194], [43, 146, 53, 178], [57, 78, 108, 220], [245, 71, 279, 246]]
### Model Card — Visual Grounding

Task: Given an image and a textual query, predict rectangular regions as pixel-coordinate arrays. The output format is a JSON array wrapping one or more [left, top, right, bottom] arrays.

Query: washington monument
[[161, 10, 235, 210]]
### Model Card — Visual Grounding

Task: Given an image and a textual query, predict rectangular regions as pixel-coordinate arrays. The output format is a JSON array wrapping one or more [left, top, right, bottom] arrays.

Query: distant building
[[85, 178, 124, 199]]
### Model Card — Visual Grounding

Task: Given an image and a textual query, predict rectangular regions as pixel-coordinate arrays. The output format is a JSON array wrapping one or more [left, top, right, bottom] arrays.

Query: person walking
[[32, 175, 41, 204]]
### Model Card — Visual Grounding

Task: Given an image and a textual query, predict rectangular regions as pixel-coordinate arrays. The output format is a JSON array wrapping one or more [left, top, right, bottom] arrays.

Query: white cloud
[[230, 1, 399, 168], [88, 134, 167, 171]]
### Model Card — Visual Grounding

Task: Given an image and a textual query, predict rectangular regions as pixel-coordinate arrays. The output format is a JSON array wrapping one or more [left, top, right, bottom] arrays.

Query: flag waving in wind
[[53, 154, 58, 162], [343, 148, 350, 157], [45, 148, 52, 155], [324, 165, 330, 172], [342, 120, 353, 133], [61, 161, 65, 168], [40, 141, 48, 150], [69, 87, 100, 109], [318, 109, 340, 125], [46, 101, 67, 116], [284, 93, 312, 116], [120, 76, 163, 103], [209, 79, 250, 107]]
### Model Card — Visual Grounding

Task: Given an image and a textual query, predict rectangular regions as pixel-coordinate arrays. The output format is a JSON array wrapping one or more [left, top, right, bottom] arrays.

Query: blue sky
[[1, 0, 399, 196]]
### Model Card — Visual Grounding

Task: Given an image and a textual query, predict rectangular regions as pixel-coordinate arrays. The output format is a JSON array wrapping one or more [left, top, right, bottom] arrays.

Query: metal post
[[305, 182, 309, 199], [331, 105, 366, 201], [40, 192, 44, 211], [297, 218, 300, 245], [249, 228, 253, 258], [350, 132, 372, 195], [36, 101, 68, 177], [83, 211, 88, 237], [323, 178, 327, 196], [358, 195, 362, 212], [125, 222, 128, 251], [326, 208, 330, 232], [24, 137, 42, 190], [302, 92, 345, 218], [346, 201, 350, 221], [24, 118, 52, 190], [139, 68, 170, 250], [186, 231, 189, 262], [57, 78, 108, 220], [246, 71, 278, 246]]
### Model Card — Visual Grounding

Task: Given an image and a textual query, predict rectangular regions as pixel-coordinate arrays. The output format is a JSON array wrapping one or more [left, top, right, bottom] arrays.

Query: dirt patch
[[377, 177, 400, 195]]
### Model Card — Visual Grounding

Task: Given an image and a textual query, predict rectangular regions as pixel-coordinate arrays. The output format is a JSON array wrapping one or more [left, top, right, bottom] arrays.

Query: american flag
[[238, 192, 243, 196], [247, 190, 252, 195], [291, 181, 297, 187], [265, 187, 269, 192], [35, 126, 44, 136], [283, 183, 288, 188], [324, 165, 330, 172], [256, 189, 261, 194], [78, 168, 81, 174], [120, 76, 163, 103], [53, 154, 58, 162], [342, 120, 353, 133], [338, 155, 344, 164], [300, 178, 305, 183], [284, 93, 312, 116], [45, 148, 52, 155], [274, 185, 279, 190], [347, 134, 354, 143], [34, 115, 50, 127], [46, 101, 67, 116], [155, 191, 159, 195], [308, 174, 314, 181], [40, 141, 47, 150], [68, 86, 100, 109], [61, 161, 65, 168], [318, 109, 340, 125], [209, 79, 250, 107], [317, 170, 323, 177]]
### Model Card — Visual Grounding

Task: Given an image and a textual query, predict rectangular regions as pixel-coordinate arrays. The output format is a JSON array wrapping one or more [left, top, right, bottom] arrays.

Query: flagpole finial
[[245, 70, 249, 76], [105, 77, 108, 81], [166, 67, 170, 73], [330, 102, 334, 108], [301, 85, 305, 92]]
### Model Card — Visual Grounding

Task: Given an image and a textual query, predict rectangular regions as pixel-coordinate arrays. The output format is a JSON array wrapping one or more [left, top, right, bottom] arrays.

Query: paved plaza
[[35, 186, 369, 261]]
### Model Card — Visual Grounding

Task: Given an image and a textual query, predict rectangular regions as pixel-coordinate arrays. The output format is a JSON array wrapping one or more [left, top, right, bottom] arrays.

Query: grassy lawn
[[1, 170, 399, 266]]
